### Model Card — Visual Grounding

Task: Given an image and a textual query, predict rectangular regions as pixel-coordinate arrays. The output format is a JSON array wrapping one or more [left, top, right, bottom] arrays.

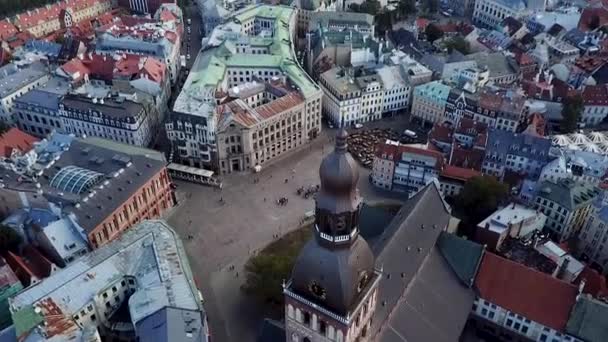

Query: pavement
[[164, 117, 423, 341]]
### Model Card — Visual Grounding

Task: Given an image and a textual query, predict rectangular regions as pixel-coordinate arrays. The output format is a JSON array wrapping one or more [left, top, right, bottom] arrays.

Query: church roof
[[369, 183, 475, 342]]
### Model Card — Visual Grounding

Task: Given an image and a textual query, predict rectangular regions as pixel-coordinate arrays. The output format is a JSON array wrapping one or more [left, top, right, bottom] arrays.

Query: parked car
[[354, 123, 363, 129]]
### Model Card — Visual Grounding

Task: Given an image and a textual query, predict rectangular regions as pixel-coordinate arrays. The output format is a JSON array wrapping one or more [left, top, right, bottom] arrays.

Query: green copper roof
[[194, 5, 318, 97], [437, 231, 485, 287], [566, 294, 608, 342], [12, 306, 44, 339]]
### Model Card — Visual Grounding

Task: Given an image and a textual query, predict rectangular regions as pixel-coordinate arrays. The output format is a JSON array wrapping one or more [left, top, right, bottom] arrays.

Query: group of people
[[276, 197, 288, 206], [297, 184, 320, 199]]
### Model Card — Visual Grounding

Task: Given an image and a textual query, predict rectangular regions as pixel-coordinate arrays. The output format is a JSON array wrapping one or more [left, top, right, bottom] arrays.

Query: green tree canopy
[[422, 0, 439, 13], [445, 36, 470, 54], [454, 176, 509, 226], [560, 94, 584, 133], [349, 0, 381, 16], [425, 23, 444, 42], [0, 226, 22, 253]]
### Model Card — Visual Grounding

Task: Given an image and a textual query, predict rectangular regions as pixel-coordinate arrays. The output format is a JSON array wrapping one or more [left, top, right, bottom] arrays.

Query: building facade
[[579, 204, 608, 274], [410, 81, 452, 125], [168, 5, 322, 172], [11, 0, 112, 38], [482, 129, 552, 179], [14, 90, 65, 137], [59, 94, 154, 147], [473, 0, 527, 29], [533, 179, 599, 243]]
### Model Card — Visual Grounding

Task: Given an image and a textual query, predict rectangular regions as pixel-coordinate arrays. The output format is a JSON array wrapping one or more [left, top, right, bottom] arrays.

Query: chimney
[[556, 257, 570, 281]]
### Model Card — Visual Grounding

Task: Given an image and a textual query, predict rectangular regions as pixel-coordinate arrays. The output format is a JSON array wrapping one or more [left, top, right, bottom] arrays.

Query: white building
[[319, 68, 363, 127], [376, 65, 410, 115], [476, 203, 547, 251], [473, 252, 584, 342], [473, 0, 528, 29]]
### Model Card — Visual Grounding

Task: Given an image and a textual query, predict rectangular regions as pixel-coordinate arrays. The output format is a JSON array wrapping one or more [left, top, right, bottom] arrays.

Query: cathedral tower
[[284, 128, 381, 342]]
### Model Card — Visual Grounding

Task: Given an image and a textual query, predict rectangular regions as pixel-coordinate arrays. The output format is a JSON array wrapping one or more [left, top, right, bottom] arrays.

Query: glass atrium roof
[[49, 166, 104, 194]]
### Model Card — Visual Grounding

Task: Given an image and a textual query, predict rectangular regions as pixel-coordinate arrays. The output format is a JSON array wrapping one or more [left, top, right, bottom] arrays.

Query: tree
[[0, 226, 22, 253], [425, 23, 443, 42], [444, 36, 470, 54], [453, 176, 509, 237], [396, 0, 416, 19], [376, 11, 394, 37], [422, 0, 439, 13], [350, 0, 381, 16], [242, 253, 294, 305], [560, 94, 584, 133], [0, 121, 9, 136]]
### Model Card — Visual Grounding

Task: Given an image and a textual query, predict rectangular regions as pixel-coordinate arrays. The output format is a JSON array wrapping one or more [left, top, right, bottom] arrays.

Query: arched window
[[304, 311, 311, 326], [287, 305, 294, 319], [291, 333, 298, 342], [328, 326, 335, 340], [337, 330, 344, 342], [296, 308, 302, 323], [319, 320, 327, 335]]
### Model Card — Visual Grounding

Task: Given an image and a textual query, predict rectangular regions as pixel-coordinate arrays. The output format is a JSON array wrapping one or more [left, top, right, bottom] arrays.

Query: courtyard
[[165, 120, 413, 341]]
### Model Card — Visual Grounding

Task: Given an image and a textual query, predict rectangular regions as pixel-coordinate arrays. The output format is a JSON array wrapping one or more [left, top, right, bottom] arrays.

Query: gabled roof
[[370, 183, 474, 342], [475, 252, 578, 331]]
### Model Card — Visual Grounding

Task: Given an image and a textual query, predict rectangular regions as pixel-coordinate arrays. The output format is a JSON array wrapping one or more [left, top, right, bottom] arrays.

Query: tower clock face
[[308, 281, 327, 300], [357, 271, 369, 293]]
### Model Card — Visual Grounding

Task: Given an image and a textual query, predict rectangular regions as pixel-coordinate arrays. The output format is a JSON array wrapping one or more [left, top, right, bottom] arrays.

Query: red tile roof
[[578, 7, 608, 32], [581, 84, 608, 106], [515, 52, 535, 66], [0, 128, 38, 158], [376, 142, 445, 169], [429, 123, 453, 144], [440, 165, 480, 182], [449, 145, 485, 171], [61, 52, 167, 85], [575, 266, 608, 299], [0, 20, 18, 40], [475, 252, 578, 331]]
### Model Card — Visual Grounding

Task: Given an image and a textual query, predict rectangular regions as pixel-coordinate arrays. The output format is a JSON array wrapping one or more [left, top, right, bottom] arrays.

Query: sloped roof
[[437, 231, 484, 287], [370, 183, 475, 342], [475, 252, 578, 331], [566, 294, 608, 342], [0, 128, 38, 158]]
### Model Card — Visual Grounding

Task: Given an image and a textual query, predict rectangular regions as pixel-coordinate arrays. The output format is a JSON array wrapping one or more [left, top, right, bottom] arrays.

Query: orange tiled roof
[[475, 252, 578, 331], [0, 128, 38, 158]]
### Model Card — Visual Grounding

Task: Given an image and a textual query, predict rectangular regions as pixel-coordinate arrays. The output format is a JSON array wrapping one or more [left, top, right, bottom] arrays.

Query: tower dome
[[289, 128, 374, 316], [319, 128, 359, 196]]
